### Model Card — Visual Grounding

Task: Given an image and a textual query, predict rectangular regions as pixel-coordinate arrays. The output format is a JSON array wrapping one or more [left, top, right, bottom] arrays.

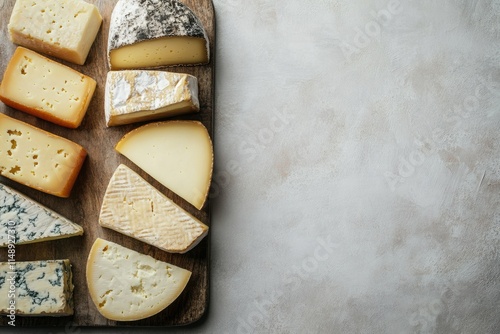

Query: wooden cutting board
[[0, 0, 214, 327]]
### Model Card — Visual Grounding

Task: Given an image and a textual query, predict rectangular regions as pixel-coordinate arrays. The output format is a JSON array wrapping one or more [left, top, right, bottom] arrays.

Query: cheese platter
[[0, 0, 215, 327]]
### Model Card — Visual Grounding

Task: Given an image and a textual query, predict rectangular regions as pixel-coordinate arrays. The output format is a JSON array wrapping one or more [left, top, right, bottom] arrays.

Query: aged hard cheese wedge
[[100, 164, 208, 253], [0, 47, 96, 128], [108, 0, 209, 70], [86, 238, 191, 321], [0, 183, 83, 246], [8, 0, 102, 65], [115, 121, 213, 210], [105, 70, 199, 126], [0, 113, 87, 198], [0, 260, 74, 316]]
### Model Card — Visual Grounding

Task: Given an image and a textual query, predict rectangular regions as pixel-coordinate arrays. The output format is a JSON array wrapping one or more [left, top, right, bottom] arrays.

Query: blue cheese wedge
[[105, 70, 199, 126], [99, 164, 208, 253], [108, 0, 210, 69], [0, 183, 83, 246], [86, 238, 191, 321], [0, 260, 74, 316]]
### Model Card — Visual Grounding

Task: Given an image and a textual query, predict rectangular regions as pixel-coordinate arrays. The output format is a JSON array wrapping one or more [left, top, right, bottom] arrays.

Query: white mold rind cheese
[[0, 183, 83, 246], [86, 238, 191, 321], [108, 0, 210, 69], [100, 164, 208, 253], [105, 70, 199, 126], [0, 260, 74, 316]]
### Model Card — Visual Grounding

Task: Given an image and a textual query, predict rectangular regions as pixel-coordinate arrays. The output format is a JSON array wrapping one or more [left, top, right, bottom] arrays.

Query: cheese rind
[[115, 121, 213, 210], [8, 0, 102, 65], [86, 238, 191, 321], [108, 0, 209, 69], [100, 164, 208, 253], [0, 113, 87, 198], [0, 183, 83, 246], [105, 70, 199, 126], [0, 47, 96, 128], [0, 260, 74, 316]]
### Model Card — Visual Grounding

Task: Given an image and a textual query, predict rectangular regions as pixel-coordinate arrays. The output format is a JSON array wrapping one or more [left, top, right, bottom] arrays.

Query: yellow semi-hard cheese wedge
[[0, 113, 87, 198], [100, 164, 208, 253], [86, 238, 191, 321], [115, 121, 213, 210], [0, 47, 96, 128], [8, 0, 102, 65], [108, 0, 209, 70]]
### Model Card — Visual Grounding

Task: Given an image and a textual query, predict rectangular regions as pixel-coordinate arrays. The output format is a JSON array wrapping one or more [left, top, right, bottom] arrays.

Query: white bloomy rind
[[99, 164, 208, 253], [86, 238, 191, 321], [104, 70, 199, 126]]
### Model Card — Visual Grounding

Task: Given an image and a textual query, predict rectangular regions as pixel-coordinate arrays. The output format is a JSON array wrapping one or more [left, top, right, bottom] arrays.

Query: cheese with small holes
[[0, 183, 83, 246], [0, 113, 87, 198], [86, 238, 191, 321], [108, 0, 209, 70], [100, 164, 208, 253], [0, 47, 96, 128], [8, 0, 102, 65], [0, 260, 74, 316], [115, 121, 213, 210], [105, 70, 199, 127]]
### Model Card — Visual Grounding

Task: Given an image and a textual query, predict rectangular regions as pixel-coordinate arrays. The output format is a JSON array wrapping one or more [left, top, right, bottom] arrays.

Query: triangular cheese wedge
[[86, 238, 191, 321], [99, 164, 208, 253], [115, 121, 213, 210], [0, 183, 83, 246]]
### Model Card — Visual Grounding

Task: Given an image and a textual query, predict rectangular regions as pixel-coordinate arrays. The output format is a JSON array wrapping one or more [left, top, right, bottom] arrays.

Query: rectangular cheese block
[[8, 0, 102, 65], [105, 70, 199, 126], [0, 47, 96, 128], [0, 113, 87, 198], [0, 183, 84, 246], [0, 260, 74, 316]]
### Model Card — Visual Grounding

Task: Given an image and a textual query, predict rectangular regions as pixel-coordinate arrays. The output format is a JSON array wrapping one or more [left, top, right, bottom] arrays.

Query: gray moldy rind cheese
[[108, 0, 210, 70]]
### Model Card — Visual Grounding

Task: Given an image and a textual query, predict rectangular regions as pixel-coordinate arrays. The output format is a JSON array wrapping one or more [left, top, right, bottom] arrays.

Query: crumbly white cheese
[[86, 238, 191, 321]]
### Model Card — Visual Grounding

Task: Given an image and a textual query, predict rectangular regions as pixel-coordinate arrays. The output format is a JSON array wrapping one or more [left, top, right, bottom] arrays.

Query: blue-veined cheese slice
[[0, 259, 74, 316], [86, 238, 191, 321], [0, 183, 83, 246]]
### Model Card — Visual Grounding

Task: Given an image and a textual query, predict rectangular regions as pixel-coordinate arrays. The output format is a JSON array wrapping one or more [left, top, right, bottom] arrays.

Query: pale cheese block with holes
[[86, 238, 191, 321], [8, 0, 102, 65], [0, 183, 83, 246], [105, 70, 200, 126], [115, 121, 213, 210], [0, 47, 96, 128], [108, 0, 209, 70], [99, 164, 208, 253], [0, 113, 87, 198], [0, 259, 74, 316]]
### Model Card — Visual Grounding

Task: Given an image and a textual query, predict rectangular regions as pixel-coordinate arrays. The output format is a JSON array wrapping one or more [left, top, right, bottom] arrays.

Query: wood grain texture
[[0, 0, 214, 327]]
